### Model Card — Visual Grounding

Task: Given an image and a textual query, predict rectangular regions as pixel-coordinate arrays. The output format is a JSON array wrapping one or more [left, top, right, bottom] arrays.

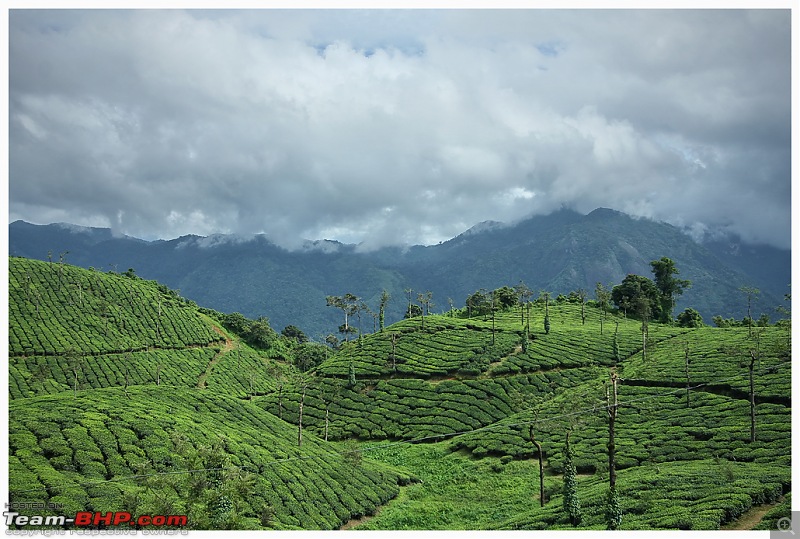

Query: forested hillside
[[6, 256, 791, 530], [8, 207, 790, 339]]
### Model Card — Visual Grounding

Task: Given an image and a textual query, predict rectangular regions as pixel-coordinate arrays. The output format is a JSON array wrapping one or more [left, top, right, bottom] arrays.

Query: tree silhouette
[[650, 257, 691, 323]]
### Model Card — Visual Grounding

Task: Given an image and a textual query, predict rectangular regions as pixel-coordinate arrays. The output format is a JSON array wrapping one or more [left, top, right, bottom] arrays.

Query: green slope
[[7, 256, 792, 531], [9, 257, 223, 355], [7, 257, 407, 529], [9, 387, 407, 529]]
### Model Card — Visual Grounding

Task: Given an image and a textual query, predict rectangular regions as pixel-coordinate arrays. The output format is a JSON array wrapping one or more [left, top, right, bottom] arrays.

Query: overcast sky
[[8, 8, 792, 250]]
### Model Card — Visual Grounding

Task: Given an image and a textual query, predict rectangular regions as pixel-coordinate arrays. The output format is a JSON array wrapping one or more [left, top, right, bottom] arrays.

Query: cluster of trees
[[326, 291, 392, 342], [217, 312, 280, 349], [712, 314, 771, 328], [323, 256, 776, 350], [609, 257, 691, 324], [212, 311, 332, 374]]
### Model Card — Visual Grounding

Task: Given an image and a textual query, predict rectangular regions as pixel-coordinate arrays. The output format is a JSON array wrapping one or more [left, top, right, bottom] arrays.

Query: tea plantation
[[6, 256, 792, 530], [7, 258, 406, 529]]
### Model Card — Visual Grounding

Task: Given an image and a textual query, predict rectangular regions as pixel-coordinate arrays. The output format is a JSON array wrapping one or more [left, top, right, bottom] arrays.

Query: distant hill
[[9, 208, 790, 338]]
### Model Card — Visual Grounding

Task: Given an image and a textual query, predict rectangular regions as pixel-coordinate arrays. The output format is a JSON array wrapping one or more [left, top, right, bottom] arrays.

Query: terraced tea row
[[255, 369, 605, 441], [317, 307, 684, 379], [9, 257, 222, 356], [622, 326, 790, 399], [495, 458, 788, 530], [9, 348, 217, 399], [448, 380, 791, 473], [9, 387, 407, 529]]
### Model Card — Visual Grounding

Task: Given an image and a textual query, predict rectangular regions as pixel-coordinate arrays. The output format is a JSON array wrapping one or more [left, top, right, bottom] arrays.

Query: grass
[[7, 257, 792, 530]]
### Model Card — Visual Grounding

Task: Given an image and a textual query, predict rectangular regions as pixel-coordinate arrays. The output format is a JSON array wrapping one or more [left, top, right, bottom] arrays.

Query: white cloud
[[8, 9, 791, 249]]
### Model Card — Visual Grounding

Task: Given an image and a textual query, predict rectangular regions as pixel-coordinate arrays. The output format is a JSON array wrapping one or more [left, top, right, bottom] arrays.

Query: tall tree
[[540, 291, 551, 334], [595, 283, 611, 335], [577, 289, 588, 325], [738, 286, 760, 337], [605, 370, 622, 530], [636, 294, 651, 362], [355, 301, 370, 341], [387, 332, 401, 372], [490, 290, 498, 345], [318, 379, 343, 442], [290, 369, 312, 447], [378, 290, 391, 332], [529, 422, 546, 508], [681, 341, 690, 408], [326, 294, 360, 342], [268, 366, 288, 420], [650, 257, 691, 323], [417, 291, 434, 329], [612, 274, 661, 322], [515, 281, 534, 329], [562, 429, 582, 526], [748, 349, 757, 443]]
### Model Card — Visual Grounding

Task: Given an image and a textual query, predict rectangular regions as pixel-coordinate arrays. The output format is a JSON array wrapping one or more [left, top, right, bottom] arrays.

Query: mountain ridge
[[9, 208, 790, 338]]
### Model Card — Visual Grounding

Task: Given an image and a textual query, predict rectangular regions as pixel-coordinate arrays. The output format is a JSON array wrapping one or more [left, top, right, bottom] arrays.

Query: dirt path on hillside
[[721, 497, 783, 530], [338, 484, 410, 530], [196, 325, 235, 389]]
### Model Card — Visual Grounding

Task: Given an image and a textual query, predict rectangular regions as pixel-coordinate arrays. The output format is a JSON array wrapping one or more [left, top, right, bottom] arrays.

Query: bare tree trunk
[[529, 425, 545, 507], [684, 342, 691, 408], [298, 386, 306, 447], [324, 406, 329, 442], [607, 371, 618, 492], [749, 350, 756, 443]]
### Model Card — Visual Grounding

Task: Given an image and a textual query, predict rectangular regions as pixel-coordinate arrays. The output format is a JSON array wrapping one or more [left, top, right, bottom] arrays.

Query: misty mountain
[[9, 208, 790, 339]]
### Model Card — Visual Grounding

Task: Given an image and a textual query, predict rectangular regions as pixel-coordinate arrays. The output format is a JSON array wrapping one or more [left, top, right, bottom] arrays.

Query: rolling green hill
[[9, 387, 407, 529], [6, 256, 792, 530], [7, 257, 408, 529]]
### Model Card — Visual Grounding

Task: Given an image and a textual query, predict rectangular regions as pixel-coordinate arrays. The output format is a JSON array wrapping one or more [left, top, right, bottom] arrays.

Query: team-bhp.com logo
[[4, 511, 187, 528]]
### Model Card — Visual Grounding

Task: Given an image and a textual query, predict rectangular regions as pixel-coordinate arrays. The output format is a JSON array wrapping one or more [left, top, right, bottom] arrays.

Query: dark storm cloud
[[8, 9, 792, 249]]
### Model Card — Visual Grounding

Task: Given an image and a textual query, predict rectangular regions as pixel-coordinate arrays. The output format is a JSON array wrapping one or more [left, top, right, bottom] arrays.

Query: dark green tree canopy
[[676, 308, 704, 328], [466, 289, 491, 317], [611, 274, 661, 321], [293, 342, 327, 372], [650, 257, 691, 323], [493, 286, 518, 310], [404, 304, 423, 318], [245, 317, 277, 349], [281, 325, 308, 344]]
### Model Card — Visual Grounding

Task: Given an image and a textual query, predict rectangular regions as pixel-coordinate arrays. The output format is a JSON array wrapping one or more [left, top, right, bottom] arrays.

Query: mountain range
[[9, 207, 790, 339]]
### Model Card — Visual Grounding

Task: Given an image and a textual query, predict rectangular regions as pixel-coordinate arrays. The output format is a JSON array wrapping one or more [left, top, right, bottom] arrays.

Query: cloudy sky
[[8, 8, 793, 250]]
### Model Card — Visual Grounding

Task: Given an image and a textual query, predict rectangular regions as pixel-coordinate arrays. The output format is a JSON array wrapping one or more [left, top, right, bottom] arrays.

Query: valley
[[6, 256, 791, 530]]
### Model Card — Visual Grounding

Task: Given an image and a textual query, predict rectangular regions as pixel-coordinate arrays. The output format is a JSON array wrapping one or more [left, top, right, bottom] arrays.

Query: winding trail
[[721, 497, 783, 530], [338, 484, 412, 530], [196, 324, 235, 389]]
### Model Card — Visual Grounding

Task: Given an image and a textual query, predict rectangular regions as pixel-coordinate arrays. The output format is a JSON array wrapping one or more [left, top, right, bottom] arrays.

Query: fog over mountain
[[10, 208, 790, 339], [9, 9, 791, 250]]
